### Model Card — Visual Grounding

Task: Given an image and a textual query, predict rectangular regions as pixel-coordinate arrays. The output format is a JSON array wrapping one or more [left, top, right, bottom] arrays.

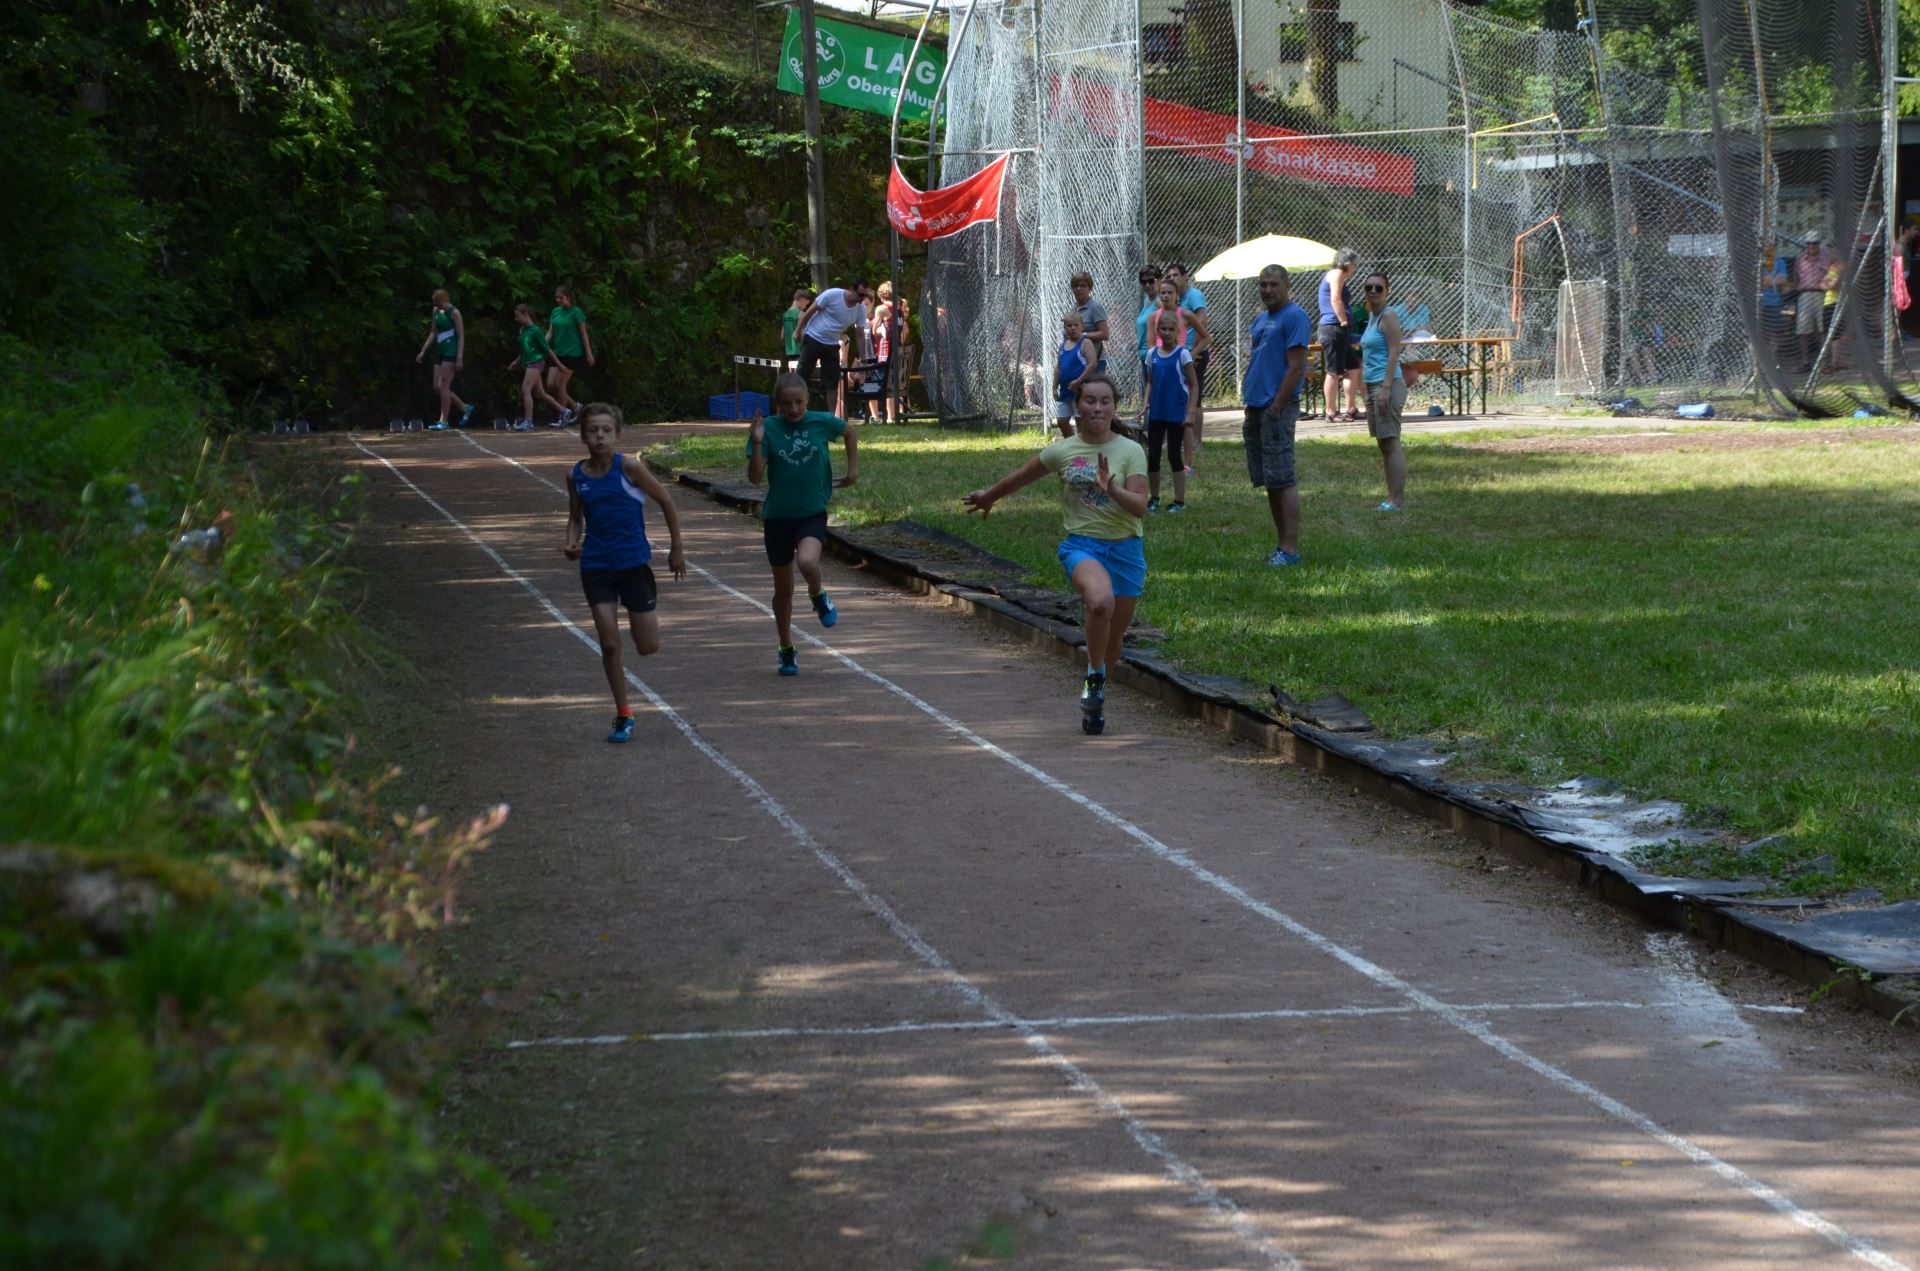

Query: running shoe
[[427, 421, 451, 431], [548, 417, 569, 428], [558, 406, 577, 425], [1079, 669, 1107, 714], [513, 420, 535, 432], [1266, 548, 1302, 567], [460, 404, 475, 426], [777, 645, 799, 676], [1377, 501, 1400, 512], [1146, 497, 1161, 513], [606, 713, 635, 743], [1166, 501, 1187, 514], [810, 590, 837, 628]]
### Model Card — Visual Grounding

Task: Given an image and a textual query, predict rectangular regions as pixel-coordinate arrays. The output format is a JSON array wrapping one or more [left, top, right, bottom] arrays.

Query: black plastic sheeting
[[698, 495, 1920, 983]]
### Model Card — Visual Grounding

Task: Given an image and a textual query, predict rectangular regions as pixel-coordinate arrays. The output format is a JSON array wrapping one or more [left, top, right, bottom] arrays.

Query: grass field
[[653, 420, 1920, 899]]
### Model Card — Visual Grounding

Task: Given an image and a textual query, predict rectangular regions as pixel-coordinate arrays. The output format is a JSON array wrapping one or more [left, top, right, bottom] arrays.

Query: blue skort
[[1057, 534, 1146, 598]]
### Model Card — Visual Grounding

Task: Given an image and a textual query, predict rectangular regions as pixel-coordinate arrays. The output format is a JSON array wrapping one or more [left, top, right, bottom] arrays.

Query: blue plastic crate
[[709, 391, 770, 420]]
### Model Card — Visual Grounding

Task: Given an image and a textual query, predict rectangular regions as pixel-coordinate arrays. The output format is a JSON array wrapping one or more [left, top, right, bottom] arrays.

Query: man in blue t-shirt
[[1241, 263, 1312, 567]]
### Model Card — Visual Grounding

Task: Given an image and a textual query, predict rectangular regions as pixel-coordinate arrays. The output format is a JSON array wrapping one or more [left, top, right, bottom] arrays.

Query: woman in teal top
[[1357, 271, 1407, 511], [414, 288, 472, 429], [545, 283, 594, 424]]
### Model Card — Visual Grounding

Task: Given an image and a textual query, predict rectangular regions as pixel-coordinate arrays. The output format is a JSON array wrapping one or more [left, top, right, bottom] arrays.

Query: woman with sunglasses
[[1357, 271, 1407, 511], [1135, 266, 1162, 395]]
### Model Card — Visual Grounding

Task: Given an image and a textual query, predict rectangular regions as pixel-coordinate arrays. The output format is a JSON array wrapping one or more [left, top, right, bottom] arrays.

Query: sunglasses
[[1363, 283, 1386, 292]]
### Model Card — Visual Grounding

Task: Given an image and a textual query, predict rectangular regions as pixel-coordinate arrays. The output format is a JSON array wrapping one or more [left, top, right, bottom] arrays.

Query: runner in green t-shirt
[[544, 283, 594, 423], [503, 303, 567, 431], [413, 288, 473, 429], [746, 373, 859, 677], [963, 372, 1149, 734]]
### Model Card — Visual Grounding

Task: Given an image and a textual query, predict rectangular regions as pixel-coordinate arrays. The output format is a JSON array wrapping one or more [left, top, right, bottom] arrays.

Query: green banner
[[776, 10, 944, 123]]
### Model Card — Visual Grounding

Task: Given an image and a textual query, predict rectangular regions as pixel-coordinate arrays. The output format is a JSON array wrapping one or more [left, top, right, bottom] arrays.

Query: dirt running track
[[339, 429, 1920, 1271]]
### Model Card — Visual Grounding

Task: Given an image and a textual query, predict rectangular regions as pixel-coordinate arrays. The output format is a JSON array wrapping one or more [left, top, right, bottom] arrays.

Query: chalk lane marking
[[355, 435, 1302, 1271], [505, 998, 1683, 1050], [456, 430, 1908, 1270]]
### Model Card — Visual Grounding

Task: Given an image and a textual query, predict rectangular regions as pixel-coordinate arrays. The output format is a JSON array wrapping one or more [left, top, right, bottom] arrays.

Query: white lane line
[[459, 431, 1909, 1271], [356, 436, 1302, 1271], [505, 998, 1681, 1050]]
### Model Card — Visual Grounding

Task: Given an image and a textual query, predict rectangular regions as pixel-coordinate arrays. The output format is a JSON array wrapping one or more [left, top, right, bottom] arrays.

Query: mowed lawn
[[653, 422, 1920, 897]]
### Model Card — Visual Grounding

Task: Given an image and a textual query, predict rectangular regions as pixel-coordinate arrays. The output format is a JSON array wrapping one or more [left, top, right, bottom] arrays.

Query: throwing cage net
[[918, 0, 1908, 425]]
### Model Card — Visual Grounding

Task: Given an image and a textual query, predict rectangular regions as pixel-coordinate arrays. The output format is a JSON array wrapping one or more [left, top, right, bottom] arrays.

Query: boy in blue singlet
[[564, 402, 686, 743]]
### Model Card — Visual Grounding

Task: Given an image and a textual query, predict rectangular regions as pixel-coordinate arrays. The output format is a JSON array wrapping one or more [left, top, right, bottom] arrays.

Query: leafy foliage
[[0, 49, 539, 1267], [4, 0, 901, 424]]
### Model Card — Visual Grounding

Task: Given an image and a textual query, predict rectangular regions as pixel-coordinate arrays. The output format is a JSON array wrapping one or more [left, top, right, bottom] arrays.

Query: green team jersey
[[756, 411, 847, 520], [549, 305, 588, 357], [518, 323, 554, 367], [432, 307, 459, 361], [782, 306, 803, 357]]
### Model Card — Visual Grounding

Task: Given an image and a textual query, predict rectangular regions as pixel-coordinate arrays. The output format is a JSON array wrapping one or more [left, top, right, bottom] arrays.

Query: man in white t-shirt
[[796, 280, 873, 411]]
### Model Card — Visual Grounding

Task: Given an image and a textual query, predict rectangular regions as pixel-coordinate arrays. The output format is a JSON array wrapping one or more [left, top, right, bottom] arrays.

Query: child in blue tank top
[[1055, 311, 1093, 437], [564, 402, 686, 743], [1137, 310, 1199, 513]]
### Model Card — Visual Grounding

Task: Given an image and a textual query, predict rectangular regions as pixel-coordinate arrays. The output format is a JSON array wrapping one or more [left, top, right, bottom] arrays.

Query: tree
[[1302, 0, 1339, 116]]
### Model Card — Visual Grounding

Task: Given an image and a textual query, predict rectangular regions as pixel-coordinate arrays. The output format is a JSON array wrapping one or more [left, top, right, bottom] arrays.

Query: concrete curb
[[656, 461, 1920, 1028]]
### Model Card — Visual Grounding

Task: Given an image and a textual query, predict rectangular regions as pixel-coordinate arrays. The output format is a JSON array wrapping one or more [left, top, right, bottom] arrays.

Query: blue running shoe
[[777, 645, 799, 676], [459, 404, 475, 427], [1377, 501, 1399, 512], [607, 713, 635, 743], [811, 590, 838, 627], [427, 421, 451, 432], [1266, 548, 1302, 567]]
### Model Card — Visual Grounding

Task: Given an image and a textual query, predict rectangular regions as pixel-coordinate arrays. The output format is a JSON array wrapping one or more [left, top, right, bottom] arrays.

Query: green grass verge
[[654, 421, 1920, 898], [0, 335, 541, 1265]]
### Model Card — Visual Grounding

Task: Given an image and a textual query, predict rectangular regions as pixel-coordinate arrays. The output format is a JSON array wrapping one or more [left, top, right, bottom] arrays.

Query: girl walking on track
[[546, 284, 594, 426], [747, 373, 859, 677], [415, 289, 473, 429], [1139, 311, 1198, 514], [963, 372, 1148, 735], [564, 403, 685, 744], [507, 304, 567, 431]]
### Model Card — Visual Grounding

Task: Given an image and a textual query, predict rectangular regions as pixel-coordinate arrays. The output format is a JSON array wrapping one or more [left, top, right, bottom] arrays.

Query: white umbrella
[[1193, 234, 1338, 282]]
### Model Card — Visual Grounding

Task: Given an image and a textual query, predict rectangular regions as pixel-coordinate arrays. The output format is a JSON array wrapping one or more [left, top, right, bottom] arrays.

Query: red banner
[[1055, 77, 1416, 198], [887, 154, 1010, 241]]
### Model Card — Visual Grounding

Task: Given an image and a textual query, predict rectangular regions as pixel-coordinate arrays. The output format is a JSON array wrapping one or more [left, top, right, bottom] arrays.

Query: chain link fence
[[922, 0, 1908, 425]]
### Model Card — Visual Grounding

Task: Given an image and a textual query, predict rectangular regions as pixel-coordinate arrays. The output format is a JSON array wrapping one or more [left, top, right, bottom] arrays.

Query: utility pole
[[800, 0, 831, 291]]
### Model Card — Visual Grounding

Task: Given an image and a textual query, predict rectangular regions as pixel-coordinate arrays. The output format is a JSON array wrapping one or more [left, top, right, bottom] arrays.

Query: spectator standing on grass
[[1318, 248, 1362, 421], [1136, 266, 1162, 389], [1070, 271, 1111, 370], [1242, 264, 1312, 568], [546, 284, 594, 426], [1794, 233, 1831, 373], [1139, 310, 1198, 514], [1055, 311, 1094, 438], [1358, 272, 1407, 512], [782, 288, 812, 371], [414, 289, 472, 430], [1152, 280, 1194, 350], [1822, 255, 1846, 371], [1164, 262, 1213, 467], [796, 279, 872, 414], [870, 281, 907, 424]]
